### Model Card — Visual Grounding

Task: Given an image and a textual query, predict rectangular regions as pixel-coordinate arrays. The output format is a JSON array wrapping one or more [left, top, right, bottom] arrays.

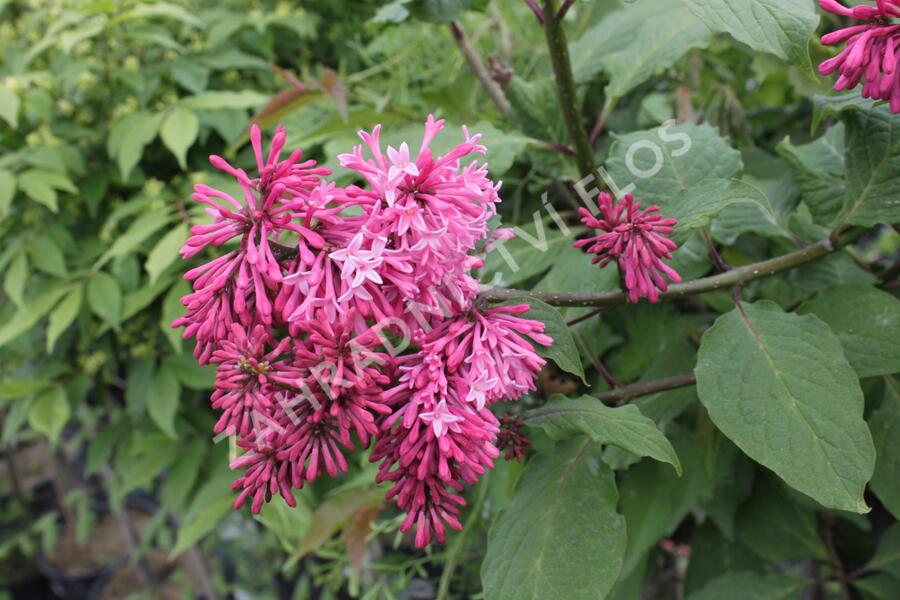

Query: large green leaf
[[525, 394, 681, 474], [500, 297, 585, 383], [482, 439, 626, 600], [605, 123, 742, 207], [841, 106, 900, 226], [668, 178, 773, 242], [776, 124, 846, 225], [695, 300, 875, 513], [680, 0, 819, 75], [687, 571, 807, 600], [867, 522, 900, 579], [145, 223, 188, 284], [798, 285, 900, 378], [0, 85, 20, 128], [734, 476, 826, 562], [869, 378, 900, 520], [480, 218, 571, 287], [571, 0, 711, 103]]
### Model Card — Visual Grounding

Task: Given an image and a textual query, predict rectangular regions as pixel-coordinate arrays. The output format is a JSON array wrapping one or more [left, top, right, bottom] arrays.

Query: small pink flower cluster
[[174, 117, 551, 545], [819, 0, 900, 112], [575, 192, 681, 303]]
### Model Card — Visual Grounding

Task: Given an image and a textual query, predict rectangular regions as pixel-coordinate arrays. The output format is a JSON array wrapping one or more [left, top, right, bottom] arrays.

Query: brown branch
[[449, 22, 511, 115], [594, 374, 696, 404], [524, 0, 545, 23]]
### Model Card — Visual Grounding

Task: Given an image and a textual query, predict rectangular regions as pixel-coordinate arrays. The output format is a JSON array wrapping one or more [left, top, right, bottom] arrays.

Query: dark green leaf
[[500, 297, 586, 383]]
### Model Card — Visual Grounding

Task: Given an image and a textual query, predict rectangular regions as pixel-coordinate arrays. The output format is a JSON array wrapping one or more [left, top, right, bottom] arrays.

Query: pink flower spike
[[419, 399, 463, 437]]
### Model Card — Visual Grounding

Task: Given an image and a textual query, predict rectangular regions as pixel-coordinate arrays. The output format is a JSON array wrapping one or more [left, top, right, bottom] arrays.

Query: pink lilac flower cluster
[[574, 192, 681, 303], [174, 117, 551, 546], [819, 0, 900, 112]]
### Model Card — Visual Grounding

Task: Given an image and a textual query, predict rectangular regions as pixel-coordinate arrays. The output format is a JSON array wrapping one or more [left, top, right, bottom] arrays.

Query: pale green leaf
[[525, 394, 681, 474], [28, 235, 67, 277], [3, 253, 27, 307], [17, 169, 58, 212], [160, 107, 199, 170], [695, 300, 875, 513], [170, 467, 234, 557], [179, 90, 269, 111], [86, 272, 122, 328], [482, 439, 626, 600], [0, 284, 72, 348], [46, 286, 83, 352], [148, 363, 180, 438], [145, 223, 187, 284], [28, 385, 69, 444], [0, 85, 20, 128], [108, 111, 163, 180], [680, 0, 819, 75], [798, 285, 900, 378], [0, 170, 16, 215]]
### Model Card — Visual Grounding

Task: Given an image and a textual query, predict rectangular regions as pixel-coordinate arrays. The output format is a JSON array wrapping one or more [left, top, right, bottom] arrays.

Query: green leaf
[[287, 486, 384, 566], [571, 0, 711, 102], [669, 178, 773, 242], [735, 476, 827, 562], [684, 523, 764, 594], [505, 77, 566, 144], [605, 123, 742, 207], [0, 284, 72, 348], [480, 218, 570, 287], [695, 300, 875, 513], [3, 253, 27, 307], [255, 491, 313, 553], [776, 124, 846, 225], [618, 425, 736, 576], [86, 272, 123, 328], [148, 363, 180, 438], [160, 440, 205, 513], [687, 571, 807, 600], [840, 106, 900, 227], [0, 85, 20, 128], [28, 385, 69, 444], [867, 522, 900, 579], [17, 170, 58, 212], [525, 394, 681, 474], [798, 285, 900, 378], [179, 90, 269, 111], [0, 170, 16, 215], [96, 209, 172, 268], [145, 223, 187, 284], [28, 235, 67, 277], [679, 0, 819, 75], [46, 286, 83, 352], [0, 379, 50, 400], [160, 107, 199, 170], [126, 358, 155, 420], [812, 91, 876, 133], [170, 469, 234, 558], [482, 439, 626, 600], [869, 379, 900, 520], [408, 0, 481, 22], [500, 297, 585, 383], [108, 111, 163, 180]]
